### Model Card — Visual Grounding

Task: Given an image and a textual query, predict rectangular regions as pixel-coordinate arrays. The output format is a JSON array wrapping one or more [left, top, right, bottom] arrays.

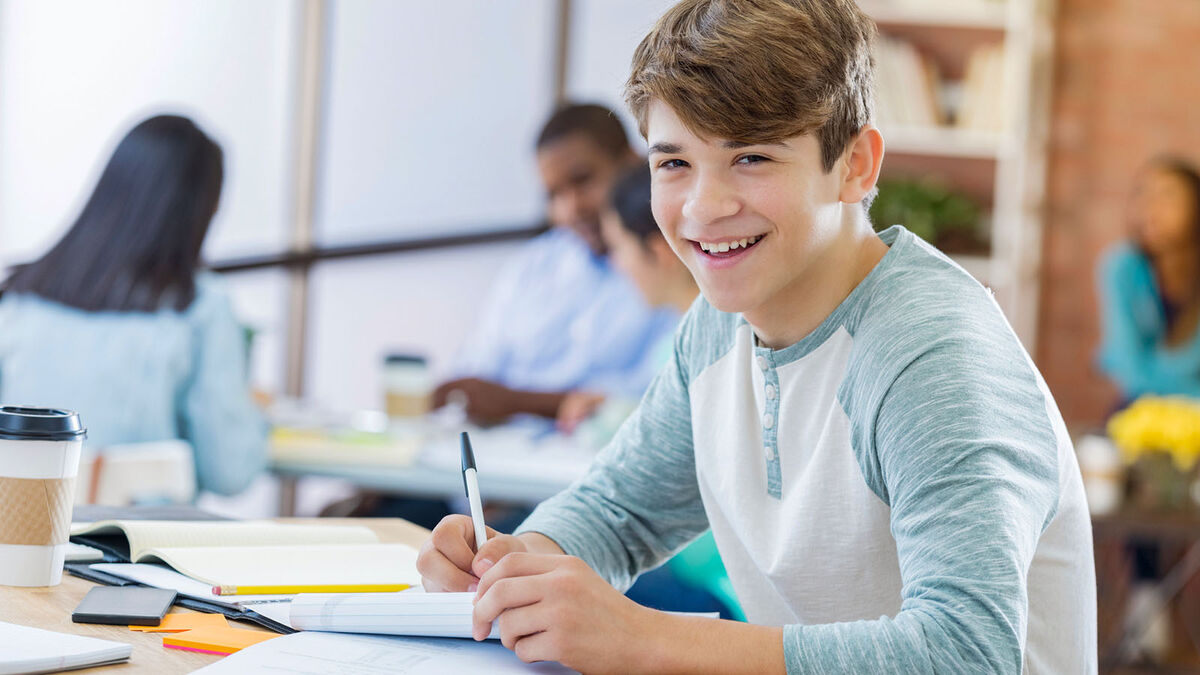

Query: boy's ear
[[838, 126, 884, 204]]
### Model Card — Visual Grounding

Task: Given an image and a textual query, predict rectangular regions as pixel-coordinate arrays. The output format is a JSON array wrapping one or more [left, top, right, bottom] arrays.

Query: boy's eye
[[736, 154, 770, 165], [658, 158, 689, 170]]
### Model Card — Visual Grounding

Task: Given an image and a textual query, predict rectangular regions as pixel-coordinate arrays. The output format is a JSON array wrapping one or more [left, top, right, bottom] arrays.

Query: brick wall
[[1037, 0, 1200, 428]]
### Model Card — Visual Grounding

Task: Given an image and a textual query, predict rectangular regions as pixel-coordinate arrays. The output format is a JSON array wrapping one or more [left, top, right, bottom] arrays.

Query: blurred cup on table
[[0, 406, 86, 586], [1077, 434, 1123, 516], [384, 354, 432, 419]]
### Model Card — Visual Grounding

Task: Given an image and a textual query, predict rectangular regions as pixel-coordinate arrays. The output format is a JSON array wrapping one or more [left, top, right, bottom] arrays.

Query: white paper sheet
[[192, 631, 574, 674], [0, 621, 131, 675], [91, 563, 292, 608], [137, 542, 422, 588]]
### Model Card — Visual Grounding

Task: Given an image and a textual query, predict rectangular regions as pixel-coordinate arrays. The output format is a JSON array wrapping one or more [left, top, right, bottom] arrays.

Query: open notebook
[[69, 520, 421, 590]]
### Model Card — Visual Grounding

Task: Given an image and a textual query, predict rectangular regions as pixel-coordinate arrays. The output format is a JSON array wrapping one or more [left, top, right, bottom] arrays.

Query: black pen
[[461, 432, 487, 552]]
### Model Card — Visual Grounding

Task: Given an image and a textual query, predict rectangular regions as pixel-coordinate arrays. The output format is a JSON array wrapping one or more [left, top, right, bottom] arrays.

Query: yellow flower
[[1107, 396, 1200, 470]]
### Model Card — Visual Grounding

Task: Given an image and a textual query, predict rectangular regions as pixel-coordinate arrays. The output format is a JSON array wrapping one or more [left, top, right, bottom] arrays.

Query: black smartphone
[[72, 586, 178, 626]]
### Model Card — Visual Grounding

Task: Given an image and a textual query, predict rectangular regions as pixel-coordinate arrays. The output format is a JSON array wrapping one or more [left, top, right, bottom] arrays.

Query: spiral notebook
[[290, 592, 501, 639], [288, 591, 720, 640]]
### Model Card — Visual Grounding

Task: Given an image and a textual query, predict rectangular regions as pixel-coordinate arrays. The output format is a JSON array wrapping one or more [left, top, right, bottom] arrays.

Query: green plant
[[869, 177, 982, 248]]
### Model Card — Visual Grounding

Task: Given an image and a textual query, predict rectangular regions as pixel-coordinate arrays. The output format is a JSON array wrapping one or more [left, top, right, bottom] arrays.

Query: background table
[[0, 518, 428, 674], [271, 421, 598, 516]]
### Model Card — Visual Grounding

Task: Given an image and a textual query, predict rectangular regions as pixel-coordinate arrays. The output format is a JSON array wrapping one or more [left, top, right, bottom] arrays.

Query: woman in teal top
[[0, 115, 266, 496], [1097, 157, 1200, 400]]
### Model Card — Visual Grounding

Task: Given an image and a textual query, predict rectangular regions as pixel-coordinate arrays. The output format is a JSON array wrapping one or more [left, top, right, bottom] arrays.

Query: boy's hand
[[471, 552, 659, 673], [417, 514, 527, 592]]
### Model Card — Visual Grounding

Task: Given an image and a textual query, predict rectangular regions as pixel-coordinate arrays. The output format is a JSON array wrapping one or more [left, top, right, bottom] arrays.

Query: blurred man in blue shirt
[[433, 104, 677, 423]]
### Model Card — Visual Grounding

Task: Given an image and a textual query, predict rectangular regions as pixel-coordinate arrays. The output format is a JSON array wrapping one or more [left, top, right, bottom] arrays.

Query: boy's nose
[[682, 175, 740, 226]]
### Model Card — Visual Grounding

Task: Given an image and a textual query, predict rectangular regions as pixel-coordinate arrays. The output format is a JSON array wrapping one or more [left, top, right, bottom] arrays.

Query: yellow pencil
[[212, 583, 411, 596]]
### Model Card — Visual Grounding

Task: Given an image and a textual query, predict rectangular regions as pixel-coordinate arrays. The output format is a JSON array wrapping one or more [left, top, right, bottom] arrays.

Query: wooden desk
[[0, 518, 428, 674]]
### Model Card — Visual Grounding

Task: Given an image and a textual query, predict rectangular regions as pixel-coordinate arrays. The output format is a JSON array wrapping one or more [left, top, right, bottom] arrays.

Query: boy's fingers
[[512, 630, 557, 665], [495, 603, 548, 650], [474, 552, 561, 600], [472, 535, 526, 577], [418, 551, 479, 593], [473, 576, 543, 626], [430, 516, 478, 571]]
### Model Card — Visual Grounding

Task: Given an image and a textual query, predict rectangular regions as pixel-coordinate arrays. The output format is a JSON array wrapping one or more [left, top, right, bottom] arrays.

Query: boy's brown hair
[[625, 0, 877, 172]]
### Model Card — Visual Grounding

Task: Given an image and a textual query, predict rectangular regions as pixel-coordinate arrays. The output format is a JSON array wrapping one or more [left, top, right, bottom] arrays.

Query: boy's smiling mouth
[[691, 234, 765, 260]]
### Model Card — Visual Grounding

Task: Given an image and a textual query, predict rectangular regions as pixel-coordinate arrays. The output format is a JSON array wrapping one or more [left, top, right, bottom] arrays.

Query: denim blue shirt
[[1097, 243, 1200, 399], [0, 273, 267, 495], [452, 228, 678, 397]]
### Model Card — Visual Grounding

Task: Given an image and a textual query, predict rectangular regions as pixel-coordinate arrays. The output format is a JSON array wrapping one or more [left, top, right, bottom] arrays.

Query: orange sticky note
[[162, 626, 279, 655], [131, 612, 229, 633]]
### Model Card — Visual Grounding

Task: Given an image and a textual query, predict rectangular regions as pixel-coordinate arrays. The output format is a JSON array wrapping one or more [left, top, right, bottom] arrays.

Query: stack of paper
[[0, 621, 132, 674], [91, 563, 292, 609], [290, 592, 500, 639]]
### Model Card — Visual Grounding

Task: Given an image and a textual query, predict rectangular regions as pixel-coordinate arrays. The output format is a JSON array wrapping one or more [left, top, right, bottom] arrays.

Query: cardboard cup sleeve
[[0, 477, 76, 546]]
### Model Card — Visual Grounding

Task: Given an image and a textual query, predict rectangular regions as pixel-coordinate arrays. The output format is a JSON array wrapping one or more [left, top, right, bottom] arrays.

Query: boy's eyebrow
[[648, 142, 682, 155], [722, 139, 788, 149], [648, 140, 789, 154]]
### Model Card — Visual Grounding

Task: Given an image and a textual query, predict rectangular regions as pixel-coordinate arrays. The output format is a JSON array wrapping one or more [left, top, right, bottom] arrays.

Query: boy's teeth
[[699, 236, 760, 253]]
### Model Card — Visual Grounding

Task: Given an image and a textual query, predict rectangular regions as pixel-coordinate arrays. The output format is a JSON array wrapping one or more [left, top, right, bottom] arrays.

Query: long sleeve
[[514, 331, 709, 589], [178, 281, 268, 496], [782, 342, 1062, 674]]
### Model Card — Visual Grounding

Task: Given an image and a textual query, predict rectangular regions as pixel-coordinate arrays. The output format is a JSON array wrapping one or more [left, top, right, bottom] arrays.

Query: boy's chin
[[697, 285, 759, 315]]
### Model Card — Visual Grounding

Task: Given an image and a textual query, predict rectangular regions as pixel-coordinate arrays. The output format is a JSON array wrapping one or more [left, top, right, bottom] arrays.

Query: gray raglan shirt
[[516, 226, 1097, 674]]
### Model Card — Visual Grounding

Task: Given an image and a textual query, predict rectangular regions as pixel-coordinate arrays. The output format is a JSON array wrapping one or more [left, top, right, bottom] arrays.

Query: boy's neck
[[747, 210, 889, 350]]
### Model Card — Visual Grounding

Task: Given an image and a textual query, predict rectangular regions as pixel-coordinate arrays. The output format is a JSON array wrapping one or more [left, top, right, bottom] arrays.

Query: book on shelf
[[875, 36, 944, 129], [873, 32, 1009, 139]]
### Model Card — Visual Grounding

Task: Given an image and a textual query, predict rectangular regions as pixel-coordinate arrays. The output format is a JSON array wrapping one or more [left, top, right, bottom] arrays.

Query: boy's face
[[646, 100, 845, 319]]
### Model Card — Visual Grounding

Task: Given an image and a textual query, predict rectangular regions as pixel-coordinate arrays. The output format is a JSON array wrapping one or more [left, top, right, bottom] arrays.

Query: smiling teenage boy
[[415, 1, 1097, 673]]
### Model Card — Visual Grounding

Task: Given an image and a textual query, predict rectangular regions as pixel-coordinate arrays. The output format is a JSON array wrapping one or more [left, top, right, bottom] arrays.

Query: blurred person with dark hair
[[432, 103, 677, 425], [557, 162, 700, 432], [0, 114, 267, 496], [558, 163, 743, 621], [1098, 157, 1200, 400]]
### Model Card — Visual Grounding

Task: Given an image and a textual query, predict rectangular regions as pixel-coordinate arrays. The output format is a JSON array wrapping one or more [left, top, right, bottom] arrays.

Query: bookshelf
[[862, 0, 1057, 352]]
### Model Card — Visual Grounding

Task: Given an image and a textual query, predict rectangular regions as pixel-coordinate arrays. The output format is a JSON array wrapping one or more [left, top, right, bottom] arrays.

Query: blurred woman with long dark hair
[[1098, 156, 1200, 400], [0, 114, 266, 495]]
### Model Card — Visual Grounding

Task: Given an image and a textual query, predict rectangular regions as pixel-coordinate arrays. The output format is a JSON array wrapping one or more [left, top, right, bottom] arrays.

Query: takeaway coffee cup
[[0, 406, 86, 586]]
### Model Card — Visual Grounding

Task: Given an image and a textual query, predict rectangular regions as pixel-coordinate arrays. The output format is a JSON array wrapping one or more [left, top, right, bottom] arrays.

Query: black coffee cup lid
[[0, 406, 86, 441]]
